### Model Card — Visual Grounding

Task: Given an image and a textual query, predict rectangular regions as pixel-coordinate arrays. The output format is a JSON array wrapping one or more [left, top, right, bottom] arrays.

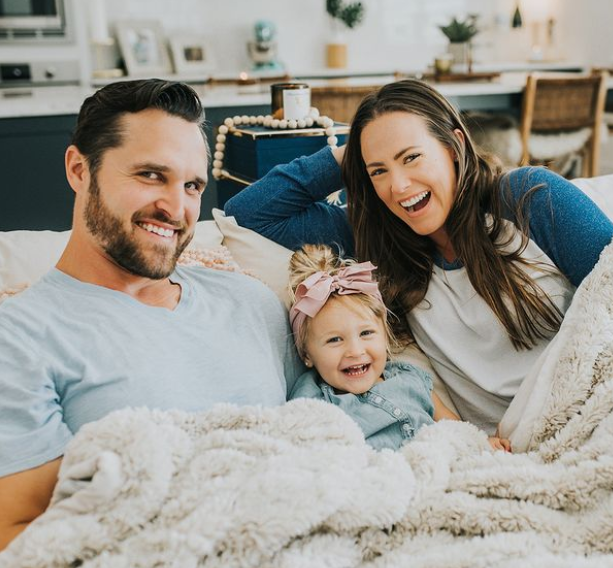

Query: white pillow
[[0, 220, 224, 291], [191, 219, 224, 250], [572, 174, 613, 219], [0, 230, 69, 290], [212, 208, 293, 306]]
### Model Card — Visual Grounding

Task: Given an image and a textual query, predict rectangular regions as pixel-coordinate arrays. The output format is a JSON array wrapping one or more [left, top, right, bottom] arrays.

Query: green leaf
[[439, 16, 479, 42]]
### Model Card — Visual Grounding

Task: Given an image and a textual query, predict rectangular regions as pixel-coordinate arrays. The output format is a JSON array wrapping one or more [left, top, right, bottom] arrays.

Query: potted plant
[[325, 0, 365, 68], [439, 15, 478, 71]]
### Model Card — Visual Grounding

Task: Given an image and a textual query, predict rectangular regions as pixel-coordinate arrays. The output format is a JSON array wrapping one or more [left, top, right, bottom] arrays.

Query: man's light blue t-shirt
[[0, 266, 302, 477]]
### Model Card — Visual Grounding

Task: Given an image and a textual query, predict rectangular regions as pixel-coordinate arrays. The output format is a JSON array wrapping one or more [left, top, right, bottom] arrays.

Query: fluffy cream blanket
[[2, 241, 613, 567]]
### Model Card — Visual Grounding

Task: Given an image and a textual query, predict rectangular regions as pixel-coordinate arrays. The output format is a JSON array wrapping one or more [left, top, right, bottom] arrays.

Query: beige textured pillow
[[212, 209, 293, 306]]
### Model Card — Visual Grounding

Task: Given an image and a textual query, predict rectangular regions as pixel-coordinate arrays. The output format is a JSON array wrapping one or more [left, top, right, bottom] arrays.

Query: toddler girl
[[288, 244, 511, 452]]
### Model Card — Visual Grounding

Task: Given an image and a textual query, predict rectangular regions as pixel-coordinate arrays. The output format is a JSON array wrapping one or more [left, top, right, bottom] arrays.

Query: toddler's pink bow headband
[[289, 262, 384, 339]]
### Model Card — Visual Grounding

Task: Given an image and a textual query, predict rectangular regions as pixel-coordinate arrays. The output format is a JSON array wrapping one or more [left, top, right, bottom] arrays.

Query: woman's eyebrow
[[365, 146, 420, 168]]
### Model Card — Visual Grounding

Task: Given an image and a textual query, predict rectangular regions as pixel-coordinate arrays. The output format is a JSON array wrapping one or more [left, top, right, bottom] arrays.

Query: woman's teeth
[[400, 191, 430, 212]]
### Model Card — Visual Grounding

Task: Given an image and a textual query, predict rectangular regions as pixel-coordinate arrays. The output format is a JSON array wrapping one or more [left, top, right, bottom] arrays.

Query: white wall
[[0, 0, 611, 82]]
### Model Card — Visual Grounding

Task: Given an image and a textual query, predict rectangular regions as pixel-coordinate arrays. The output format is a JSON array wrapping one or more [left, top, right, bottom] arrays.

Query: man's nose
[[155, 186, 186, 221]]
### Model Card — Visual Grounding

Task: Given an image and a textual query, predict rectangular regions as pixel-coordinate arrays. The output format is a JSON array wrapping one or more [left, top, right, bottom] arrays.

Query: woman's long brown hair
[[342, 79, 563, 350]]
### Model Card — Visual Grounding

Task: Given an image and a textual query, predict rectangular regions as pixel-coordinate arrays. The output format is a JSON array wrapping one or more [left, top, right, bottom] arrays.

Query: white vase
[[448, 42, 471, 72]]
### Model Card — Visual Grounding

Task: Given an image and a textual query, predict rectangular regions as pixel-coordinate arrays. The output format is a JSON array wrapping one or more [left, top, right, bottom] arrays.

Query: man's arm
[[0, 457, 61, 551]]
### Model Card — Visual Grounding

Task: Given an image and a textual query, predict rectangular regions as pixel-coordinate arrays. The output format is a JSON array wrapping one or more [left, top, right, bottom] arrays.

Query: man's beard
[[84, 175, 194, 279]]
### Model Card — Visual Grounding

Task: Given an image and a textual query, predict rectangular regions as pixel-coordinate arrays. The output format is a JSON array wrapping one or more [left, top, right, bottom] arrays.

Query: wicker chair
[[519, 71, 607, 177], [310, 85, 379, 124]]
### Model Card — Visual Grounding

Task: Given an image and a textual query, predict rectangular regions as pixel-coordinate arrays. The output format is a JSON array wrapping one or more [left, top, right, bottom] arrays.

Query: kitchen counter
[[2, 67, 607, 120]]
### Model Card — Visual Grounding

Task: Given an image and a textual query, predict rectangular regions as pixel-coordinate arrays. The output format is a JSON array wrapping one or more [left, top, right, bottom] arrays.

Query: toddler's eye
[[326, 336, 342, 344], [360, 329, 375, 337]]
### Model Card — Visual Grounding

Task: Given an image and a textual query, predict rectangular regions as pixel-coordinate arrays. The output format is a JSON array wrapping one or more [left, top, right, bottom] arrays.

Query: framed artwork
[[116, 20, 172, 77], [169, 35, 216, 76]]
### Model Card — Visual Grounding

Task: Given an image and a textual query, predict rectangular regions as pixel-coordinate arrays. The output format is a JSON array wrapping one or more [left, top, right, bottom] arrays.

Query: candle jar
[[270, 82, 310, 120]]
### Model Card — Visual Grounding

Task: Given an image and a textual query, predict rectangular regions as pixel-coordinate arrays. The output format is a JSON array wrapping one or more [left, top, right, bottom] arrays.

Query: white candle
[[89, 0, 110, 43]]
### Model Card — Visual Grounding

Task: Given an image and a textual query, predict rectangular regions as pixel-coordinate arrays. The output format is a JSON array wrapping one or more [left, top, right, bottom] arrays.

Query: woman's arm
[[503, 167, 613, 286], [433, 394, 511, 451], [224, 146, 354, 255], [432, 392, 460, 421]]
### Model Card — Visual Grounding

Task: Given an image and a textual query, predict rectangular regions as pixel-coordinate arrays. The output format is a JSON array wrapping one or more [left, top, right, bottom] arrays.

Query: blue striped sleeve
[[502, 167, 613, 286], [224, 146, 354, 255]]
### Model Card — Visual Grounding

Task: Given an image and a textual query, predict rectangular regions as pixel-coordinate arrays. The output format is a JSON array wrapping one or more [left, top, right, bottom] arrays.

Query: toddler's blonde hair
[[289, 244, 397, 360]]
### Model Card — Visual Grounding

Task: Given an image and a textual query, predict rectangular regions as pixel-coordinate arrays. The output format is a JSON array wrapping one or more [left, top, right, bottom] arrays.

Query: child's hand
[[487, 436, 512, 452]]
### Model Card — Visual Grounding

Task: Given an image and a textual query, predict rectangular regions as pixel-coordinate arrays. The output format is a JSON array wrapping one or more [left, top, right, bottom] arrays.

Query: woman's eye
[[368, 168, 385, 178], [403, 153, 420, 164]]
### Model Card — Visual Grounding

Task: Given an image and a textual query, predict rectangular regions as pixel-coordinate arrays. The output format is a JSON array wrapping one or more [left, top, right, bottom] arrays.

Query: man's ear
[[65, 145, 90, 195]]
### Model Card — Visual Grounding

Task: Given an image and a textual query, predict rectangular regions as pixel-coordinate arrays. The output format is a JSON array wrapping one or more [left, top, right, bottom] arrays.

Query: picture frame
[[116, 20, 172, 77], [169, 34, 216, 76]]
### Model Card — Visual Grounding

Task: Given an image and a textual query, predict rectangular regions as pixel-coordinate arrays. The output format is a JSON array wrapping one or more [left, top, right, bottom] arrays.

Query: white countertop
[[0, 68, 606, 120]]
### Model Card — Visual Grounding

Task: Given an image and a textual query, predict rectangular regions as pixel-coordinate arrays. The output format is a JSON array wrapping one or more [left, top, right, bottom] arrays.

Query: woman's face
[[360, 111, 461, 250]]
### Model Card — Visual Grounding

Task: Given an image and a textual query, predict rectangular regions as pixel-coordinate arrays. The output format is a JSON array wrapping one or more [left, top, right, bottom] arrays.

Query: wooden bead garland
[[212, 107, 338, 180]]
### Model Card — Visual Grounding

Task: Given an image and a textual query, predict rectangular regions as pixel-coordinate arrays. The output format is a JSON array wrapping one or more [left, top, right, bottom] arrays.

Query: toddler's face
[[304, 296, 387, 395]]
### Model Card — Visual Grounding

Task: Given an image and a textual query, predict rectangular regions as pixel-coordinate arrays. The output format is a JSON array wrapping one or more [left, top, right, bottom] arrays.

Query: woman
[[225, 79, 613, 434]]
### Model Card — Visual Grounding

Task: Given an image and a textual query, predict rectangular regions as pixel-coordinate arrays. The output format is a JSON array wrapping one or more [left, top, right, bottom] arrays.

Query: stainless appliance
[[0, 59, 79, 87], [0, 0, 71, 41]]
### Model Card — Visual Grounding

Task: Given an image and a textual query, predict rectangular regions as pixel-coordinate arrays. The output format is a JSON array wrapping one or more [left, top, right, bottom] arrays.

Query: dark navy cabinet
[[0, 114, 77, 231], [216, 122, 349, 208]]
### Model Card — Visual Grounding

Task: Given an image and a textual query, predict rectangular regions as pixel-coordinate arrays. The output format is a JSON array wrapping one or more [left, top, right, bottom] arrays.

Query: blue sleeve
[[224, 146, 355, 256], [502, 167, 613, 286], [288, 369, 326, 400]]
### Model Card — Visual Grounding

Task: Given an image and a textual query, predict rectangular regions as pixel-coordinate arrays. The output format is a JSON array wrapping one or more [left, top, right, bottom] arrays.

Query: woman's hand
[[487, 436, 512, 452], [331, 144, 346, 166]]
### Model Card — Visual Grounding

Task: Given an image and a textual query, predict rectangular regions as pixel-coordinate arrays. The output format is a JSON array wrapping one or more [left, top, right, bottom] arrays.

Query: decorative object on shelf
[[247, 20, 284, 72], [511, 3, 523, 28], [439, 15, 479, 72], [212, 109, 339, 181], [433, 53, 453, 76], [116, 19, 172, 77], [87, 0, 123, 79], [169, 34, 215, 76], [325, 0, 365, 69], [521, 0, 556, 61], [270, 83, 311, 120]]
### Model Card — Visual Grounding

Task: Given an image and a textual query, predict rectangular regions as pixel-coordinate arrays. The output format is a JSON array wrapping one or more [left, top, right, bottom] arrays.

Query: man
[[0, 79, 300, 549]]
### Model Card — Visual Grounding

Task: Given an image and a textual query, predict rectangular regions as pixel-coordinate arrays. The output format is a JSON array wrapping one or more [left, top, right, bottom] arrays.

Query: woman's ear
[[451, 128, 466, 161]]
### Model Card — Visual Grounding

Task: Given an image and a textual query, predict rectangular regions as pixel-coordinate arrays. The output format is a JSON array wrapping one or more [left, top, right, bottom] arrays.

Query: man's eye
[[185, 182, 204, 195], [139, 171, 161, 181]]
